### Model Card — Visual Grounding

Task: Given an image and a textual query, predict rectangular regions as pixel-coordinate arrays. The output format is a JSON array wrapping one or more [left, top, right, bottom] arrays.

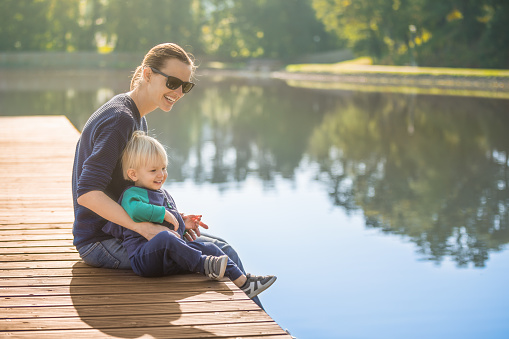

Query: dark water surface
[[2, 70, 508, 339]]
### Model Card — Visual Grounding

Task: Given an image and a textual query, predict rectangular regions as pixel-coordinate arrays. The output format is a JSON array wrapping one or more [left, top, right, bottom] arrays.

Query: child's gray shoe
[[204, 255, 228, 280], [240, 273, 277, 298]]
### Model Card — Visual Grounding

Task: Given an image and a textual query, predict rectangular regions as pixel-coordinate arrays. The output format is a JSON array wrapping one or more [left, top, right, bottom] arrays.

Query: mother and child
[[72, 42, 276, 302]]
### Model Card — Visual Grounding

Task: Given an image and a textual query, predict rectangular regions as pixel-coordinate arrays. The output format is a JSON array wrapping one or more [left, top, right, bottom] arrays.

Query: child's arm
[[164, 210, 180, 232], [123, 188, 179, 231]]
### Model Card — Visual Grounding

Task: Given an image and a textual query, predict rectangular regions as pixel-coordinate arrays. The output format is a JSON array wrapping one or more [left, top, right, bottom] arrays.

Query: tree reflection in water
[[307, 91, 509, 267], [148, 79, 509, 268]]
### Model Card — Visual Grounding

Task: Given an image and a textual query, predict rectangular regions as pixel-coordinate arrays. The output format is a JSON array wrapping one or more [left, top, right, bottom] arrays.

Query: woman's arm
[[77, 190, 168, 240]]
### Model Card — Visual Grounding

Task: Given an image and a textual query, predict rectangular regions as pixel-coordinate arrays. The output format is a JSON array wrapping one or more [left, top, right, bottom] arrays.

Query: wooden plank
[[0, 240, 74, 247], [0, 198, 71, 206], [0, 300, 260, 318], [0, 223, 72, 230], [0, 229, 75, 235], [0, 274, 230, 287], [0, 323, 289, 339], [0, 217, 74, 225], [0, 253, 81, 261], [0, 267, 134, 278], [0, 261, 95, 269], [0, 280, 237, 297], [1, 310, 273, 331], [0, 290, 251, 307], [0, 233, 74, 241], [0, 246, 76, 254]]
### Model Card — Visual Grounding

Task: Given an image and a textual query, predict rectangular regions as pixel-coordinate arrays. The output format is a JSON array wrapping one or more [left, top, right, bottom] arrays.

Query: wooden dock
[[0, 116, 290, 338]]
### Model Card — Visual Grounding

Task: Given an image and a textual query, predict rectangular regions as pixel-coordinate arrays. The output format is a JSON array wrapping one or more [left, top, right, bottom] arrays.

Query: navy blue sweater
[[72, 93, 147, 248]]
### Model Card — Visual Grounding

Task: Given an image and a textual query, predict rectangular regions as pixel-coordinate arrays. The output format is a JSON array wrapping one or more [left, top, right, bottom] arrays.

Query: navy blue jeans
[[77, 237, 131, 269], [129, 231, 243, 280], [76, 232, 243, 271], [77, 232, 264, 308]]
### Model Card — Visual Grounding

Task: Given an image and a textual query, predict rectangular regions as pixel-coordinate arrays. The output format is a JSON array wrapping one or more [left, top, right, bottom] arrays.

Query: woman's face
[[147, 58, 193, 112]]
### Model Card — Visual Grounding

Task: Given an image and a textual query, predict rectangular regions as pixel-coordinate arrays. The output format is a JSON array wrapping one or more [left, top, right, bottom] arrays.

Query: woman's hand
[[181, 214, 209, 241], [136, 222, 179, 241]]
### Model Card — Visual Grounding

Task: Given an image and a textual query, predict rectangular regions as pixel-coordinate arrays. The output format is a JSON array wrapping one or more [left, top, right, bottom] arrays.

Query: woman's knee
[[199, 235, 236, 256], [78, 239, 130, 269], [219, 243, 240, 262], [191, 241, 225, 256]]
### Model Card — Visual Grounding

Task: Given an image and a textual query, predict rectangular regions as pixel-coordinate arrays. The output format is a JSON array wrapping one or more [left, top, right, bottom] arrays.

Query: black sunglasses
[[150, 67, 195, 93]]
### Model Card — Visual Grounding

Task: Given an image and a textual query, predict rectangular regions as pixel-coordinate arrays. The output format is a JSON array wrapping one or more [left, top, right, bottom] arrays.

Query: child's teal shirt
[[121, 186, 167, 224]]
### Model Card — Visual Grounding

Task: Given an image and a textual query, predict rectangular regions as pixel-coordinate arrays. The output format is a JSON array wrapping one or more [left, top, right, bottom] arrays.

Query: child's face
[[130, 160, 168, 191]]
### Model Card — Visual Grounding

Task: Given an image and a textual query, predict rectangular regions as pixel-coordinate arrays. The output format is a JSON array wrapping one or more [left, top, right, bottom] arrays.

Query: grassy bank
[[285, 57, 509, 78], [277, 57, 509, 99]]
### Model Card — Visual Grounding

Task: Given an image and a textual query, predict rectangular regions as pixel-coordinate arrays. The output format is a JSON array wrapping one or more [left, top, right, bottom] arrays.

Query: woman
[[71, 42, 249, 286]]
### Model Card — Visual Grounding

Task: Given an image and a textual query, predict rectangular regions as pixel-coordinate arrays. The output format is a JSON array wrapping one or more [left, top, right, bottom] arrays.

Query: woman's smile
[[164, 95, 176, 103]]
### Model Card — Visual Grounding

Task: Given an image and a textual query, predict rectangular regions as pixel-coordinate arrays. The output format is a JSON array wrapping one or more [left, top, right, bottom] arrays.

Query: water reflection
[[1, 70, 508, 269], [305, 92, 509, 267], [148, 80, 509, 268], [149, 78, 325, 186]]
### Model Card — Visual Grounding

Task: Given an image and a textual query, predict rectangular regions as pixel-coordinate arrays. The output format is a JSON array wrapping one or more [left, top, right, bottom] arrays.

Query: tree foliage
[[312, 0, 509, 68], [103, 0, 204, 53], [0, 0, 507, 67], [0, 0, 337, 61], [200, 0, 339, 60]]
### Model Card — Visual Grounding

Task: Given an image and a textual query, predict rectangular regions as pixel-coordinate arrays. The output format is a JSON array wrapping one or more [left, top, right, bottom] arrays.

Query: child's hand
[[181, 214, 209, 241], [164, 210, 179, 232]]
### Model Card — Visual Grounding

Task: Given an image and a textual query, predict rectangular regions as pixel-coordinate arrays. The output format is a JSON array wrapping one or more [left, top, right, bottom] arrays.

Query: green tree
[[200, 0, 340, 60], [416, 0, 489, 67], [0, 0, 50, 51], [103, 0, 204, 53], [480, 0, 509, 68], [43, 0, 81, 51], [312, 0, 509, 68], [0, 0, 102, 51]]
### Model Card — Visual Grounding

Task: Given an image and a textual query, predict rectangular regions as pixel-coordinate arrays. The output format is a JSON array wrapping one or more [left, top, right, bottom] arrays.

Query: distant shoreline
[[198, 67, 509, 99], [1, 51, 508, 98]]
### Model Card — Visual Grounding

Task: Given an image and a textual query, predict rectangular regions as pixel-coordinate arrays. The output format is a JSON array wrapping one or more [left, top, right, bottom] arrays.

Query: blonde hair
[[130, 43, 196, 90], [122, 131, 168, 181]]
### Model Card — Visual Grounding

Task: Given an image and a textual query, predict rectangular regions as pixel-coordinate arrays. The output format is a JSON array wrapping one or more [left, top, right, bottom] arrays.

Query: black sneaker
[[240, 274, 277, 298], [203, 255, 228, 280]]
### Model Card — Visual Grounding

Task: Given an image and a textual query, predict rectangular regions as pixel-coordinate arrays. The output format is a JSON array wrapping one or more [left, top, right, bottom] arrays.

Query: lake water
[[1, 70, 509, 339]]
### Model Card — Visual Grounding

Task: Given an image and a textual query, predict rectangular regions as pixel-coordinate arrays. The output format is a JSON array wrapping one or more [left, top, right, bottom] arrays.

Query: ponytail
[[130, 65, 143, 91]]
